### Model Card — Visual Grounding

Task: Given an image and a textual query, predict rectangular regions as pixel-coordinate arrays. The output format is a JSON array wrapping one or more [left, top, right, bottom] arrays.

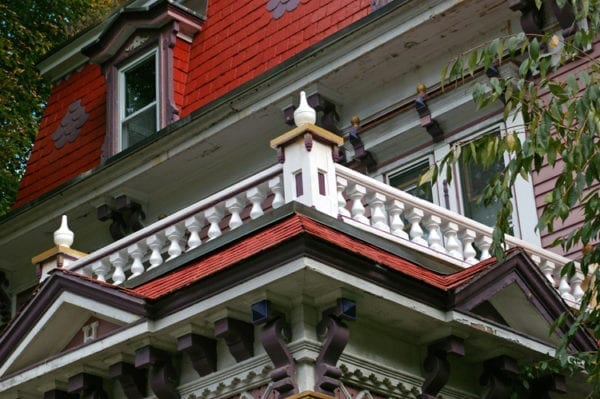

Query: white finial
[[54, 215, 74, 248], [293, 91, 316, 126]]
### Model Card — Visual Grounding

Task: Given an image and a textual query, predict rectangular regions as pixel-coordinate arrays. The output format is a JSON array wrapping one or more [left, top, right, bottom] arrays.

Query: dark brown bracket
[[109, 361, 147, 399], [252, 300, 298, 398], [418, 336, 465, 399], [508, 0, 544, 36], [176, 333, 217, 377], [529, 373, 567, 398], [214, 317, 254, 362], [479, 355, 519, 399], [340, 117, 377, 173], [0, 271, 10, 326], [68, 373, 108, 399], [135, 346, 180, 399], [314, 298, 356, 396], [43, 390, 78, 399], [97, 195, 145, 241], [415, 94, 444, 143]]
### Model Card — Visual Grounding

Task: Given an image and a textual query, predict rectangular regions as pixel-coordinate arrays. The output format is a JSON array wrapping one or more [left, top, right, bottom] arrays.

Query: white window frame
[[384, 117, 541, 245], [118, 48, 160, 152]]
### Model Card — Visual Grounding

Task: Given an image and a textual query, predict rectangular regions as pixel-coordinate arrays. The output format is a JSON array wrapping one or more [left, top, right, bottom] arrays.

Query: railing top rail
[[69, 164, 283, 272], [335, 163, 575, 268]]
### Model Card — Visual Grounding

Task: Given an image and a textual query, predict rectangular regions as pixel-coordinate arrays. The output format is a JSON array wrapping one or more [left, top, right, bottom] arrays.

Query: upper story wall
[[15, 65, 106, 207], [15, 0, 372, 209]]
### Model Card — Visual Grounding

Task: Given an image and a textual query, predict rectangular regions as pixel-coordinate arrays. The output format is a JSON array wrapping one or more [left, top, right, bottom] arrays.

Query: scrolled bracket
[[479, 355, 519, 399], [252, 301, 298, 399], [135, 346, 180, 399], [314, 298, 356, 396], [418, 336, 465, 399]]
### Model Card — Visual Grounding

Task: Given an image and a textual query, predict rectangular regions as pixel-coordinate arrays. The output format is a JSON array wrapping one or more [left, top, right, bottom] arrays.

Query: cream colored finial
[[53, 215, 74, 248], [293, 91, 316, 126]]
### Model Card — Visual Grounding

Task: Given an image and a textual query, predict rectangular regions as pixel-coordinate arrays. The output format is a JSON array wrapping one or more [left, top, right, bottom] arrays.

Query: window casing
[[119, 50, 159, 151], [385, 121, 540, 243], [100, 26, 180, 162]]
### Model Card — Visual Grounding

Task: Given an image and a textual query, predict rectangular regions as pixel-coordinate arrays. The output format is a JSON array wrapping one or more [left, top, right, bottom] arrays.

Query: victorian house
[[0, 0, 596, 398]]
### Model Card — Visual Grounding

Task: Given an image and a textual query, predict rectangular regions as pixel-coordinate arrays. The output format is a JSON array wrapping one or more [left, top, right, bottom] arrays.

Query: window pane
[[122, 106, 157, 148], [459, 149, 504, 227], [124, 56, 156, 117], [389, 161, 433, 202]]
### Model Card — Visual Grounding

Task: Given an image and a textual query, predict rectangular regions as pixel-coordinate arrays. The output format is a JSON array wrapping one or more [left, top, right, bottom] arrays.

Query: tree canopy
[[0, 0, 122, 216], [422, 0, 600, 393]]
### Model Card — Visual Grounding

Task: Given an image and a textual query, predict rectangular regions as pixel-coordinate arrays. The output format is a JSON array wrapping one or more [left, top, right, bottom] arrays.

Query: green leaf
[[530, 38, 540, 61]]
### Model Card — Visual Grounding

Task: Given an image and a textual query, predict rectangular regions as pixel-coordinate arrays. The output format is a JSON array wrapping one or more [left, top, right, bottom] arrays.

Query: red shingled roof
[[133, 213, 493, 299]]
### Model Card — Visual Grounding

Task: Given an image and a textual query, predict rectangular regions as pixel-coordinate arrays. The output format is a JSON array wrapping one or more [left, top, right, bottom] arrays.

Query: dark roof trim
[[451, 249, 597, 352], [0, 270, 149, 366], [82, 0, 204, 64]]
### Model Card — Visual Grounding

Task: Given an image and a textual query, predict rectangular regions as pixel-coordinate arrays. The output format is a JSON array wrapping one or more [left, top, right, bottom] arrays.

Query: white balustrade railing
[[69, 164, 284, 284], [334, 164, 584, 305], [67, 150, 583, 306]]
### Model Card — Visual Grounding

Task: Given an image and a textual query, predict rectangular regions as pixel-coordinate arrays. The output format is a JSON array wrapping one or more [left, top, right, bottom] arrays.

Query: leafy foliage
[[0, 0, 122, 216], [423, 0, 600, 393]]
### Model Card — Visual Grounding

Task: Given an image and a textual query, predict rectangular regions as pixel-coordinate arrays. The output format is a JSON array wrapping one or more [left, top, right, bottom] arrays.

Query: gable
[[450, 249, 596, 352], [0, 271, 148, 376]]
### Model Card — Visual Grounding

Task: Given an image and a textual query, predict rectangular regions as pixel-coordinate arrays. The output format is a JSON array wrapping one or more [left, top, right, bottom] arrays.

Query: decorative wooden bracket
[[177, 333, 217, 377], [97, 195, 145, 240], [0, 271, 10, 326], [214, 317, 254, 362], [418, 336, 465, 399], [415, 87, 444, 143], [135, 346, 180, 399], [508, 0, 544, 36], [509, 0, 575, 36], [340, 117, 377, 173], [479, 355, 519, 399], [252, 300, 298, 398], [68, 373, 108, 399], [529, 374, 567, 398], [315, 298, 356, 396], [43, 390, 78, 399], [109, 362, 147, 399]]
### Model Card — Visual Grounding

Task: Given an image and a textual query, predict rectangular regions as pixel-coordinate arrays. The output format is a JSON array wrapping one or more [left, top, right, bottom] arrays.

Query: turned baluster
[[92, 259, 111, 282], [246, 185, 267, 220], [347, 183, 369, 224], [405, 208, 427, 246], [538, 259, 557, 286], [128, 243, 147, 278], [442, 222, 463, 260], [205, 205, 224, 240], [423, 215, 444, 252], [165, 224, 185, 260], [460, 229, 478, 265], [367, 192, 390, 232], [571, 270, 585, 303], [185, 215, 204, 250], [386, 200, 408, 239], [109, 251, 128, 285], [475, 235, 492, 260], [558, 275, 575, 302], [146, 234, 165, 269], [336, 176, 350, 217], [269, 176, 285, 209], [226, 195, 246, 230]]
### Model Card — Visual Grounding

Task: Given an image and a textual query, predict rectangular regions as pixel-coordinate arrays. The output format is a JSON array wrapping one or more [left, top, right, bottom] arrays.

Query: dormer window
[[80, 1, 205, 162], [120, 50, 159, 150]]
